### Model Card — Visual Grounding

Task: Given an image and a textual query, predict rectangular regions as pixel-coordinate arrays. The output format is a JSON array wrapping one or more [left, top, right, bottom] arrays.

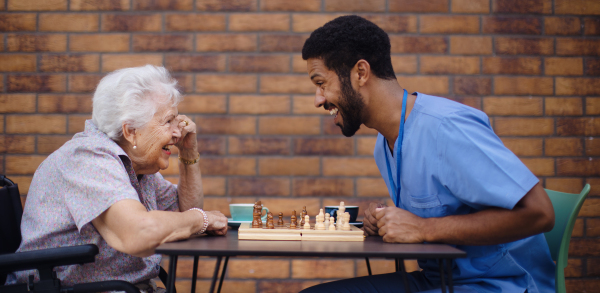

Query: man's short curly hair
[[302, 15, 396, 81]]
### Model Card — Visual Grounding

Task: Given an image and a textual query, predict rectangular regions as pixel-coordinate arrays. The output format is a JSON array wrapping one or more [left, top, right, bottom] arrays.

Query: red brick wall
[[1, 0, 599, 292]]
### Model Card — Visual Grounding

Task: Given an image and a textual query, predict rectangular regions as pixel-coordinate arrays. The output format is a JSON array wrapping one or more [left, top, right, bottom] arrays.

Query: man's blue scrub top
[[373, 93, 555, 293]]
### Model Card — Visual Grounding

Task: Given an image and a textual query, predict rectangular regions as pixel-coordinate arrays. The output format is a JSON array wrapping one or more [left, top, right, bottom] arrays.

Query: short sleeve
[[151, 173, 179, 212], [61, 147, 140, 231], [437, 110, 538, 210]]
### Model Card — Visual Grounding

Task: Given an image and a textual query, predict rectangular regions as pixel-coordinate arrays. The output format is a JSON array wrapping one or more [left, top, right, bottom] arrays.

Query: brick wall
[[1, 0, 599, 292]]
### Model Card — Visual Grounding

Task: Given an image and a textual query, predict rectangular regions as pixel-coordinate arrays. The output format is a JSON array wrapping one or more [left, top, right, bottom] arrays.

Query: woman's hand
[[175, 114, 198, 158], [205, 210, 228, 236]]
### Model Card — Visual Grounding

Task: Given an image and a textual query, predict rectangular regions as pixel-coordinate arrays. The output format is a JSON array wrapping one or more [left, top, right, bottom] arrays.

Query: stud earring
[[133, 145, 137, 149]]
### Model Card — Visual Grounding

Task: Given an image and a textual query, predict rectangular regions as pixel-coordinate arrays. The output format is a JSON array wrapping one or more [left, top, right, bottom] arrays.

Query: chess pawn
[[277, 212, 284, 226], [304, 215, 311, 229], [342, 213, 351, 231], [329, 217, 336, 230], [267, 212, 275, 229], [290, 210, 297, 229], [300, 208, 307, 226], [324, 213, 330, 229]]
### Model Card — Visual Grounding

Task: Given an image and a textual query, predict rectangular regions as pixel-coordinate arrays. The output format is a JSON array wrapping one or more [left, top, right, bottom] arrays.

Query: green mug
[[229, 203, 269, 221]]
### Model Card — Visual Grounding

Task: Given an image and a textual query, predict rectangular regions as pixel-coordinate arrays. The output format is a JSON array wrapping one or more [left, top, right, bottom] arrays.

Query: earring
[[133, 145, 137, 149]]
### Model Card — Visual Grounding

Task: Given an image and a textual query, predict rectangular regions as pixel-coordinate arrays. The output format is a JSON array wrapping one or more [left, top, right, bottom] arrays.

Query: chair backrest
[[543, 184, 590, 293], [0, 175, 23, 255], [0, 175, 24, 284]]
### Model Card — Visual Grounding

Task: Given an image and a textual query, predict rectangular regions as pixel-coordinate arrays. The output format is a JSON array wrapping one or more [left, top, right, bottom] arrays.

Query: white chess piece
[[316, 214, 325, 230], [304, 215, 311, 229], [329, 217, 336, 230], [339, 201, 346, 215], [324, 213, 330, 229], [342, 213, 351, 231]]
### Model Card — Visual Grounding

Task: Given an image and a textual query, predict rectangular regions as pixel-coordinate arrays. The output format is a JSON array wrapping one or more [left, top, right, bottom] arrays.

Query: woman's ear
[[121, 124, 136, 146]]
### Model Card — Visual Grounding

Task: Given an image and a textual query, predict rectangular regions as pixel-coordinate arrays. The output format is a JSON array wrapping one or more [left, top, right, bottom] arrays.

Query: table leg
[[398, 259, 411, 293], [446, 259, 454, 293], [438, 261, 447, 293], [167, 255, 178, 293], [191, 256, 199, 293], [365, 258, 372, 276], [209, 256, 222, 293], [216, 256, 229, 293]]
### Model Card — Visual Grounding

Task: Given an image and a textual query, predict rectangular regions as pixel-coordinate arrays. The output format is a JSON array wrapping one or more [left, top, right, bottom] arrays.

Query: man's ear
[[354, 59, 370, 87], [121, 124, 136, 146]]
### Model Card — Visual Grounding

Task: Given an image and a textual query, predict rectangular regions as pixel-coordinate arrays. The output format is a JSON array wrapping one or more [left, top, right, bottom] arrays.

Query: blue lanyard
[[383, 89, 408, 207]]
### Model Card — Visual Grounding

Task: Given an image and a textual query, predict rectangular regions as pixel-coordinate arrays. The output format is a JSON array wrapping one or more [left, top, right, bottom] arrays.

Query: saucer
[[227, 218, 252, 229]]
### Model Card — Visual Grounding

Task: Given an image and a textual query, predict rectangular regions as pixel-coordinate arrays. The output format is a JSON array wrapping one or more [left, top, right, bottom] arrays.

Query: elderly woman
[[7, 65, 228, 289]]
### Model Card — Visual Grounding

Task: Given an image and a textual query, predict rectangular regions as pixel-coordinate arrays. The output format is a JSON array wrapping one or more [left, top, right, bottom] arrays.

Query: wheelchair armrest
[[0, 244, 98, 274]]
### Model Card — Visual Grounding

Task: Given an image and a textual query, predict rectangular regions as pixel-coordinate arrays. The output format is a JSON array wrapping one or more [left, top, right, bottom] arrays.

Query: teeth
[[163, 145, 170, 151], [329, 108, 338, 115]]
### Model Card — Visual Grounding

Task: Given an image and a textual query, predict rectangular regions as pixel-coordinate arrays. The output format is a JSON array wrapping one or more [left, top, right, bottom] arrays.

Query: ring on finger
[[183, 120, 189, 126]]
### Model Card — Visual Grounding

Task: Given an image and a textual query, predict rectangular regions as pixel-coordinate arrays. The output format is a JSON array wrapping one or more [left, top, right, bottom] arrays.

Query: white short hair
[[92, 65, 182, 141]]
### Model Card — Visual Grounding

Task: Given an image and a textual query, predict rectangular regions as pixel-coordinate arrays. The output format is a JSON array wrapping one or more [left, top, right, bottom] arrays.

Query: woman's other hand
[[174, 114, 198, 157], [205, 210, 228, 236]]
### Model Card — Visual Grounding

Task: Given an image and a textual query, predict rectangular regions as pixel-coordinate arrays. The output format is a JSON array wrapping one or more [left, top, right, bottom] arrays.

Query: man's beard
[[337, 76, 366, 137]]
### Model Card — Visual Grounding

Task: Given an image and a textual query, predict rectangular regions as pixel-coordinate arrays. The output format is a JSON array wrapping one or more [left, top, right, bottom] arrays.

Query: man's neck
[[362, 80, 415, 150]]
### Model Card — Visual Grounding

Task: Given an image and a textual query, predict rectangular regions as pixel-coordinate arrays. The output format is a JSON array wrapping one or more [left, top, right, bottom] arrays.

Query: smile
[[329, 108, 338, 115]]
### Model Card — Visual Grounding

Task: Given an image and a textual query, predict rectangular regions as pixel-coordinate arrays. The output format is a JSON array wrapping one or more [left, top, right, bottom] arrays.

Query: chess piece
[[277, 212, 284, 226], [300, 207, 307, 226], [304, 215, 311, 229], [258, 201, 264, 226], [329, 216, 336, 230], [252, 208, 260, 228], [342, 213, 351, 231], [316, 213, 325, 230], [339, 201, 346, 215], [290, 210, 297, 229], [267, 212, 274, 229], [324, 213, 330, 229]]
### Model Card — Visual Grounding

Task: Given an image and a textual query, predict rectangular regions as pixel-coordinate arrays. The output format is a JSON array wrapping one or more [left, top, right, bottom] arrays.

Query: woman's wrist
[[189, 208, 209, 235], [179, 151, 200, 165]]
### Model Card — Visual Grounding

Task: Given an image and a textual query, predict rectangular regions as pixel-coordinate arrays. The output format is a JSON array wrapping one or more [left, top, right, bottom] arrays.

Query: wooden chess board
[[238, 223, 365, 241]]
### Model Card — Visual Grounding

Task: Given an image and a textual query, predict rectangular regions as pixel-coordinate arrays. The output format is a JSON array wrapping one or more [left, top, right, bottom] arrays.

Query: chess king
[[300, 15, 555, 293]]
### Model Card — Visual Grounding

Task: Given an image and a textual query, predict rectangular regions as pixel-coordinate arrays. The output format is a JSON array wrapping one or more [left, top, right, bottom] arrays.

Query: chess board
[[238, 223, 365, 241]]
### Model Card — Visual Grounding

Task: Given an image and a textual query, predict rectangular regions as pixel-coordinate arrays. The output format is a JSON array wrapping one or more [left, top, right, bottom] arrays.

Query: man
[[300, 15, 556, 293]]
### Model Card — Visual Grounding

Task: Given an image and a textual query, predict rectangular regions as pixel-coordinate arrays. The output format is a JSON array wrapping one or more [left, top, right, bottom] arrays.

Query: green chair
[[543, 184, 591, 293]]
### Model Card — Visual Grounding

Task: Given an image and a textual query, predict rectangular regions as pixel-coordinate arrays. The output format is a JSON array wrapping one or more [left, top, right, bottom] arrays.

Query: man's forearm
[[421, 184, 553, 245]]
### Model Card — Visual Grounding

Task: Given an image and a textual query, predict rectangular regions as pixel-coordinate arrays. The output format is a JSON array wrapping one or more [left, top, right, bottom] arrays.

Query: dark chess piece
[[254, 201, 263, 226], [267, 212, 274, 229], [300, 206, 307, 226], [252, 213, 260, 228], [277, 212, 284, 226], [290, 210, 297, 229], [252, 201, 262, 228]]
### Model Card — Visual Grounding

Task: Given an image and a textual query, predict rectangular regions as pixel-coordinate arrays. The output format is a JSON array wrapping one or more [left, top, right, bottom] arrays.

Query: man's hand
[[363, 202, 384, 236], [205, 210, 228, 236], [376, 206, 426, 243]]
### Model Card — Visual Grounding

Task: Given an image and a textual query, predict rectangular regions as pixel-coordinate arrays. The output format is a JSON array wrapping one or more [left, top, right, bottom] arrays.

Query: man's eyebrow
[[310, 73, 322, 80]]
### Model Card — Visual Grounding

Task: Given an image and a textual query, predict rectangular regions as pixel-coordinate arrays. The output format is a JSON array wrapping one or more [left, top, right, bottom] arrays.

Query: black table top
[[156, 230, 466, 259]]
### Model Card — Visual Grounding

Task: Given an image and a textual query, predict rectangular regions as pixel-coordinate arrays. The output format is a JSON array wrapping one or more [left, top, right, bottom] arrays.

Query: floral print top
[[7, 120, 179, 286]]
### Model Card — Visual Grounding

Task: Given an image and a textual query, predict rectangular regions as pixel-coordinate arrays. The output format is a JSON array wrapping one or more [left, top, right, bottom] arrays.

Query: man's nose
[[314, 88, 326, 108]]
